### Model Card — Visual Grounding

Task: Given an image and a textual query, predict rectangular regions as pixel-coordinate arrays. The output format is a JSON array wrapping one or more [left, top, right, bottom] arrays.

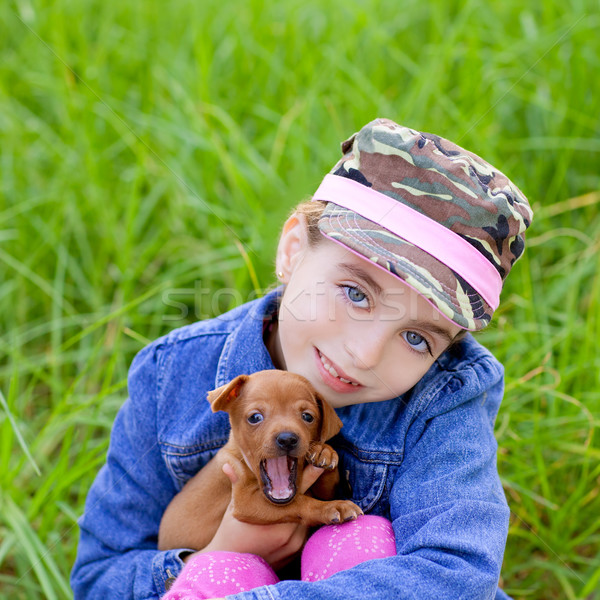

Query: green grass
[[1, 0, 599, 598]]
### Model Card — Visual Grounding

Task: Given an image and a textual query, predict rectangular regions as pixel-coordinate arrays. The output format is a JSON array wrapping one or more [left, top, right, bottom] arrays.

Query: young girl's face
[[269, 216, 462, 409]]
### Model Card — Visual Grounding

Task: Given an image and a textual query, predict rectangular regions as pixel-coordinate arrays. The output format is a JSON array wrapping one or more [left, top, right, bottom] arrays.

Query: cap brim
[[318, 204, 493, 331]]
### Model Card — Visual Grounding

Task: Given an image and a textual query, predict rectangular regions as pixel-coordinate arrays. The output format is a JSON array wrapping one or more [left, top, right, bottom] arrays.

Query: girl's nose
[[344, 329, 388, 371]]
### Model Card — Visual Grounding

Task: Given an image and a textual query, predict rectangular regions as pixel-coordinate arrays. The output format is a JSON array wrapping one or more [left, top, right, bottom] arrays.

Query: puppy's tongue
[[265, 456, 293, 500]]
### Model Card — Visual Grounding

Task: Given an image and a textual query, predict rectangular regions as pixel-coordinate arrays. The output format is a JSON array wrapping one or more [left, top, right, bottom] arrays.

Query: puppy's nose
[[276, 432, 299, 452]]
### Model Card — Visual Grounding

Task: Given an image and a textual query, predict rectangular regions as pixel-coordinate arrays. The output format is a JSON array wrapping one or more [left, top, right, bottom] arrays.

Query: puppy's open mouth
[[260, 456, 298, 504]]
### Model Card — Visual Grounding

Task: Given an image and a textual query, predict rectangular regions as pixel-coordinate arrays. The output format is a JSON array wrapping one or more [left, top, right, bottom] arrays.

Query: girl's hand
[[184, 462, 324, 570]]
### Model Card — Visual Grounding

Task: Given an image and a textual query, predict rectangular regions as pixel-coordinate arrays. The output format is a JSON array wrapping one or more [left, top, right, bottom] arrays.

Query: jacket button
[[165, 576, 177, 590]]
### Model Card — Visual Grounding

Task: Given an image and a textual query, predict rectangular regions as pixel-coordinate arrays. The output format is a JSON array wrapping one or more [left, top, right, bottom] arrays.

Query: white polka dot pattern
[[161, 551, 278, 599], [301, 516, 396, 582]]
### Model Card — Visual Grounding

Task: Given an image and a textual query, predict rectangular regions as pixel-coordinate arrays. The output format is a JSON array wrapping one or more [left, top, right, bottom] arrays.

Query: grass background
[[1, 0, 599, 598]]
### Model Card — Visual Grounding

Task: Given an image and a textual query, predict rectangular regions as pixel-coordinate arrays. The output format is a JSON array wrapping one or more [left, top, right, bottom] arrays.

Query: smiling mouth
[[260, 456, 298, 504], [318, 350, 360, 386]]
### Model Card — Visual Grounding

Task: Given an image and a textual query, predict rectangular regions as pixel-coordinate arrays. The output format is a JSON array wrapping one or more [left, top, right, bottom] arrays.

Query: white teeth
[[319, 351, 358, 386]]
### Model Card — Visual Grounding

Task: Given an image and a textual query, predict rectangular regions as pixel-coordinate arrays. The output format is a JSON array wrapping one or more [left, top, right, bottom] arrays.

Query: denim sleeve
[[71, 344, 187, 599], [227, 360, 509, 600]]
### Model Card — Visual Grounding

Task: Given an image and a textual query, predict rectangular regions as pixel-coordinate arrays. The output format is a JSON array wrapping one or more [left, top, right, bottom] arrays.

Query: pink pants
[[163, 515, 395, 599]]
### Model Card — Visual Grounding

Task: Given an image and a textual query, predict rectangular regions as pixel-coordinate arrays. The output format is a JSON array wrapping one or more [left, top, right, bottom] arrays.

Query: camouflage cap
[[312, 118, 533, 331]]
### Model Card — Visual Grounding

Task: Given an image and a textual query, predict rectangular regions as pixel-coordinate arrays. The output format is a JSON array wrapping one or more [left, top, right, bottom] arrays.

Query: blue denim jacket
[[71, 288, 511, 600]]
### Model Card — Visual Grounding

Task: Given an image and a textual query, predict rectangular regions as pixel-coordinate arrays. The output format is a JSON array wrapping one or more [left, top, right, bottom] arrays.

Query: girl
[[71, 118, 533, 600]]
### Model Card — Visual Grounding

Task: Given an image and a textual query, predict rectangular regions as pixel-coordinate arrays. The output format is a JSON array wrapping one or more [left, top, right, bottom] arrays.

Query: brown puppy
[[158, 370, 362, 551]]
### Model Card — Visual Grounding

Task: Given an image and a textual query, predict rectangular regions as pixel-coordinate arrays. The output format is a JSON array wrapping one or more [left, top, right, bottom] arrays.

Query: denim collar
[[215, 287, 283, 386]]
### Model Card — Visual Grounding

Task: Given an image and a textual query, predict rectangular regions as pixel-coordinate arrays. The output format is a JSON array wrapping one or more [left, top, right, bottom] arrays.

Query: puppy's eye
[[247, 412, 264, 424], [302, 412, 315, 423]]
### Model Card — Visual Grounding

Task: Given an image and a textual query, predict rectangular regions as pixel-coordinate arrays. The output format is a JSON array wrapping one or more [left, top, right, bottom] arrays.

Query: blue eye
[[402, 331, 430, 353], [343, 285, 369, 307], [247, 412, 264, 424]]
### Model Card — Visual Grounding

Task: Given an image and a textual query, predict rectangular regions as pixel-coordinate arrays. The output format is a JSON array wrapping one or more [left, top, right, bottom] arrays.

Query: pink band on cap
[[312, 174, 502, 310]]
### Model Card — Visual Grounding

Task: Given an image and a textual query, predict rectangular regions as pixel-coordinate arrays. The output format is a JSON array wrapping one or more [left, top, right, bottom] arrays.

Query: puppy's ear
[[207, 375, 249, 413], [315, 392, 343, 442]]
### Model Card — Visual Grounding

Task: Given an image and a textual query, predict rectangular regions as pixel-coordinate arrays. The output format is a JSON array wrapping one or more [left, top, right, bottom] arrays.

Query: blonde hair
[[290, 200, 327, 246]]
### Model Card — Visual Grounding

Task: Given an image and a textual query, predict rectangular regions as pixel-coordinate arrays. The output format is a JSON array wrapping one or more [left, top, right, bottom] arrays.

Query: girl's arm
[[70, 344, 186, 599]]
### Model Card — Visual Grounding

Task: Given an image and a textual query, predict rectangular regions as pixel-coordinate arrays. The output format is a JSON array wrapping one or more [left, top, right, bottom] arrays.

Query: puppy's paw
[[323, 500, 363, 524], [307, 443, 338, 470]]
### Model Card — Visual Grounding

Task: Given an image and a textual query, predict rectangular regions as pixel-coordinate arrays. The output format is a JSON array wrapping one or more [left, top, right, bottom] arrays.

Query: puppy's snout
[[276, 431, 299, 452]]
